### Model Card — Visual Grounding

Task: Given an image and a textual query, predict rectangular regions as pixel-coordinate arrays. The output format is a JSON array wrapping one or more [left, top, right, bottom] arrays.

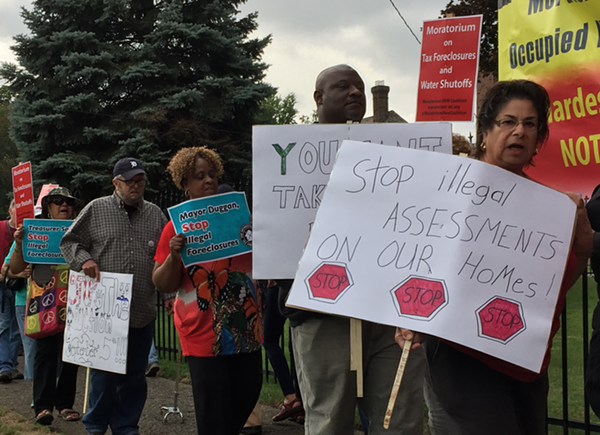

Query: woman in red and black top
[[152, 146, 261, 435]]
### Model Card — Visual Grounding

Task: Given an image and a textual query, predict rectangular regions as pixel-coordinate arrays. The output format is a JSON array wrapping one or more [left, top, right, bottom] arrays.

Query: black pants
[[262, 285, 297, 397], [426, 338, 548, 435], [33, 332, 78, 415], [187, 351, 262, 435]]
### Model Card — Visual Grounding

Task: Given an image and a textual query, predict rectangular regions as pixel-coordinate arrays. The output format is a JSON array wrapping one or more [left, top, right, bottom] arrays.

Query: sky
[[0, 0, 477, 139]]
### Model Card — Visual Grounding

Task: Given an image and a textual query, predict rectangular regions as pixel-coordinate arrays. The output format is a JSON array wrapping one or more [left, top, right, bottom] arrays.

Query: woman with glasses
[[8, 187, 81, 426], [396, 80, 593, 435]]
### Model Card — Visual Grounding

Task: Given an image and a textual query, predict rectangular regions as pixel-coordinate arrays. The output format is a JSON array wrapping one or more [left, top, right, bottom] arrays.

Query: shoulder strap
[[5, 220, 13, 241]]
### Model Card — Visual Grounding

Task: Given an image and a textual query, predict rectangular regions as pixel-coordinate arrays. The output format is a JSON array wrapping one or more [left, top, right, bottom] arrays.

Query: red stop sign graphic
[[306, 262, 353, 303], [476, 297, 526, 343], [391, 276, 448, 320]]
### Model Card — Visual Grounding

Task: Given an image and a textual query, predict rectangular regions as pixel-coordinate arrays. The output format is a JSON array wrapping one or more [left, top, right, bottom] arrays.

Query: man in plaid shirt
[[61, 158, 167, 435]]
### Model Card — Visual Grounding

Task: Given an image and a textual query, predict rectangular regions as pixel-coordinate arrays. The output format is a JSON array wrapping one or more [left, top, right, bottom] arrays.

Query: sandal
[[272, 397, 304, 422], [59, 408, 81, 421], [35, 409, 53, 426]]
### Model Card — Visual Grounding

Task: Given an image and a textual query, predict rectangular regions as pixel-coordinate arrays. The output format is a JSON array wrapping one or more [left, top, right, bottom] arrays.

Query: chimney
[[372, 80, 390, 123]]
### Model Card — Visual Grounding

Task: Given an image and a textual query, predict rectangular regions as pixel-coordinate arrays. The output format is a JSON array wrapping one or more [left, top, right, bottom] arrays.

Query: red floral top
[[155, 222, 261, 357]]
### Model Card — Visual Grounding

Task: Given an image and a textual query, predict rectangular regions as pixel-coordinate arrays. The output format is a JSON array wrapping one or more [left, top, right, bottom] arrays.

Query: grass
[[0, 407, 52, 435]]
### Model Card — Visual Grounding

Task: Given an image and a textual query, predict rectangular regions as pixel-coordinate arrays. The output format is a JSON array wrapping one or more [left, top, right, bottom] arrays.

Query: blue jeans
[[0, 286, 21, 373], [82, 322, 153, 435], [148, 339, 158, 365], [15, 304, 36, 381]]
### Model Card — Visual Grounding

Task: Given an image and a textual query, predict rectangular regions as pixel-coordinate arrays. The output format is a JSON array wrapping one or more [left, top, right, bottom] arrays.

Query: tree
[[299, 110, 318, 125], [441, 0, 498, 78], [1, 0, 274, 203], [255, 93, 298, 125], [0, 87, 18, 214]]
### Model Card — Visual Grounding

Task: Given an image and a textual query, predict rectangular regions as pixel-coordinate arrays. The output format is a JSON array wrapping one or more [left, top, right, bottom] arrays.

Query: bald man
[[285, 65, 425, 435]]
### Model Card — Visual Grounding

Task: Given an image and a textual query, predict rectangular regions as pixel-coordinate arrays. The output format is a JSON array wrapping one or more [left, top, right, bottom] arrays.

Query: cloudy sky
[[0, 0, 477, 138]]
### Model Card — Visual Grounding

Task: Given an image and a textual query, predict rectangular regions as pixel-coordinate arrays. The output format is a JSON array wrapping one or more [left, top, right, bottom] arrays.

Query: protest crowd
[[1, 4, 599, 434]]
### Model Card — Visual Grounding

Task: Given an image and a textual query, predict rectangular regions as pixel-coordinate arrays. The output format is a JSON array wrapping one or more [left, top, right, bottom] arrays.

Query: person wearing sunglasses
[[61, 158, 167, 435], [8, 187, 81, 425]]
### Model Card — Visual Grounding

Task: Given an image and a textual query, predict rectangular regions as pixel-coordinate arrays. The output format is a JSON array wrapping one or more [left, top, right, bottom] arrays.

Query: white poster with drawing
[[286, 140, 576, 372], [252, 123, 452, 279], [63, 270, 132, 374]]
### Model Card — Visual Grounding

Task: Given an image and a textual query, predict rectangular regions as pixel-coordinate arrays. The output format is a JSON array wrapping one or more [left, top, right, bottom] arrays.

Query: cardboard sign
[[252, 123, 452, 279], [12, 162, 34, 226], [167, 192, 252, 266], [22, 219, 71, 264], [416, 15, 482, 122], [63, 271, 133, 374], [287, 140, 575, 372], [499, 0, 600, 197]]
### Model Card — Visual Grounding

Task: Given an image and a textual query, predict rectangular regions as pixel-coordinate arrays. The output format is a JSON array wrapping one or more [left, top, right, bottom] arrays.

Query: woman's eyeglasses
[[494, 118, 539, 132], [50, 197, 76, 207]]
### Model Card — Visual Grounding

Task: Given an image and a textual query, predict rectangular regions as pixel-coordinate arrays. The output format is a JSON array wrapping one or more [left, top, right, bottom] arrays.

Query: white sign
[[286, 140, 576, 372], [63, 270, 132, 374], [252, 123, 452, 279]]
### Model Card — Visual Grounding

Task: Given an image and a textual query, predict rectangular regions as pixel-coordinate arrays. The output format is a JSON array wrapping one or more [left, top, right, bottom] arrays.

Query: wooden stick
[[349, 318, 363, 397], [83, 367, 91, 414], [383, 338, 412, 429]]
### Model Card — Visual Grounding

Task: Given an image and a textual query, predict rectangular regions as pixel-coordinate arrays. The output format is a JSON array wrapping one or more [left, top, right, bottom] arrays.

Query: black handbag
[[4, 277, 25, 291]]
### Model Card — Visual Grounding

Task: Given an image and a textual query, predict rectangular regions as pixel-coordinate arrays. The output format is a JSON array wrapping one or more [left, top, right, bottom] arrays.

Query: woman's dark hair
[[472, 80, 550, 160]]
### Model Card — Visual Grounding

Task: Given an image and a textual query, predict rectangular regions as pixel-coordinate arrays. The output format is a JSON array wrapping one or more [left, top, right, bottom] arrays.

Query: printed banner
[[167, 192, 252, 266], [416, 15, 482, 122], [252, 123, 452, 279], [287, 140, 575, 372], [12, 162, 34, 226], [63, 271, 133, 374], [498, 0, 600, 198], [22, 219, 71, 264]]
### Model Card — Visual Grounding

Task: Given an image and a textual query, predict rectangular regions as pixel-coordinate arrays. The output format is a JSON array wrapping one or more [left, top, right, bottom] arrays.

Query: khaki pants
[[292, 316, 425, 435]]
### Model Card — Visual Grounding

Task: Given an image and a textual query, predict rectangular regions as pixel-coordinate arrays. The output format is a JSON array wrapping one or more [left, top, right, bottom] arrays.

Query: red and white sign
[[12, 162, 34, 226], [416, 15, 482, 122]]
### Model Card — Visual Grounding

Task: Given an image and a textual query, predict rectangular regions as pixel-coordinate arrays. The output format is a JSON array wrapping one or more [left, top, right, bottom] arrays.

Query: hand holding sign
[[81, 259, 100, 280]]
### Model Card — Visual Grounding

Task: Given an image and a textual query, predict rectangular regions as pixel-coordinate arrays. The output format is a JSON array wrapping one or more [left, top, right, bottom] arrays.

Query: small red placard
[[416, 15, 482, 122], [12, 162, 35, 226]]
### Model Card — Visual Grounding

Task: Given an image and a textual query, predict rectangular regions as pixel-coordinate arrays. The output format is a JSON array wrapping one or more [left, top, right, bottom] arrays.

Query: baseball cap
[[113, 158, 146, 180]]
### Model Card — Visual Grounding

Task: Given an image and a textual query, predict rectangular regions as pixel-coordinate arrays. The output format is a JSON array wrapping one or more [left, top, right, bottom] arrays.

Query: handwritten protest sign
[[252, 123, 452, 279], [12, 162, 34, 226], [416, 15, 482, 122], [63, 271, 132, 374], [22, 219, 71, 264], [286, 140, 576, 372], [168, 192, 252, 267]]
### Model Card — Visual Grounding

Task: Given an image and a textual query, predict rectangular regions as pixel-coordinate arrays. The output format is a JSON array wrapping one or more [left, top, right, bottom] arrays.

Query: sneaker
[[0, 370, 12, 384], [145, 362, 159, 377], [12, 370, 24, 380]]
